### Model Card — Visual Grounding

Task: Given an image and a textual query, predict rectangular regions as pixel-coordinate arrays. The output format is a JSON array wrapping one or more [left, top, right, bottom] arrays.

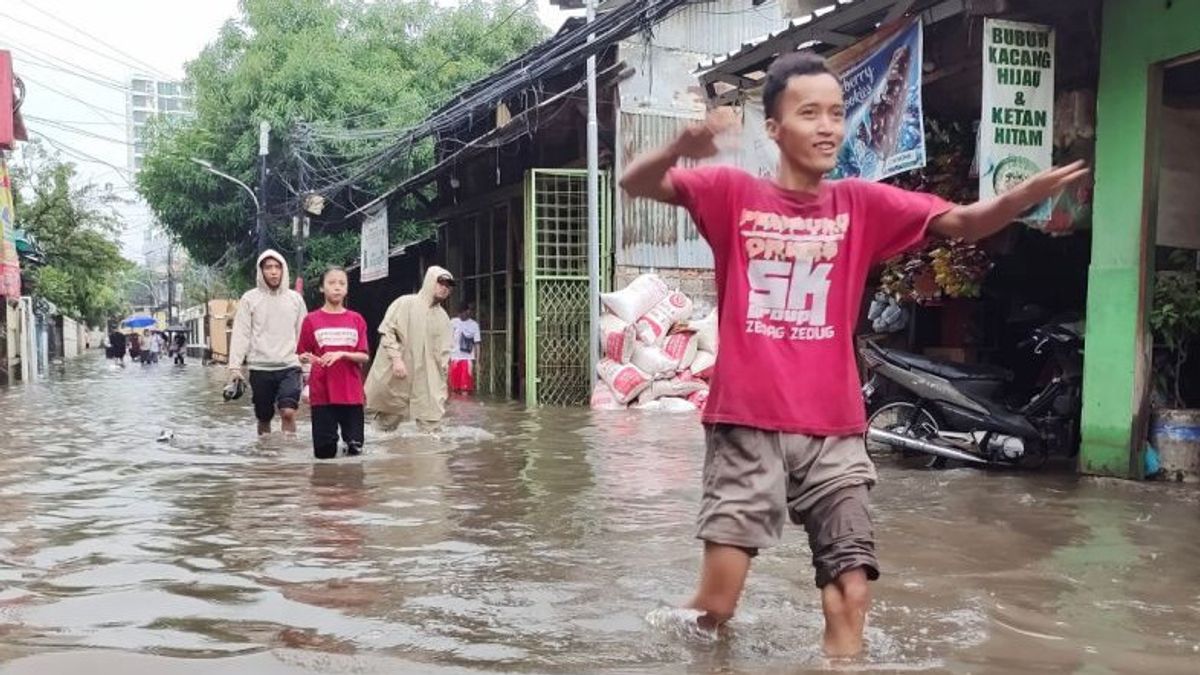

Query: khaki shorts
[[697, 423, 880, 587]]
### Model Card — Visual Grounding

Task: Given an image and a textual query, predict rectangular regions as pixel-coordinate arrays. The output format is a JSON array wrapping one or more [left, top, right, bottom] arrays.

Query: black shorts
[[249, 367, 303, 422]]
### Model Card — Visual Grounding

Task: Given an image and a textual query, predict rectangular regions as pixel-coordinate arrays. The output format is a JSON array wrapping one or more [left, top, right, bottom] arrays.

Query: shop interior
[[862, 1, 1101, 404]]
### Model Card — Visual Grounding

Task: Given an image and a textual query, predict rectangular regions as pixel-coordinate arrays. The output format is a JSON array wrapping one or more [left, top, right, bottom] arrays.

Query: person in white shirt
[[448, 303, 481, 394], [148, 331, 164, 364]]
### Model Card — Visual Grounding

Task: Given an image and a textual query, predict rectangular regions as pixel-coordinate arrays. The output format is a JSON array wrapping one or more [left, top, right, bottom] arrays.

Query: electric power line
[[0, 32, 130, 90], [25, 115, 133, 146], [7, 48, 136, 96], [27, 130, 137, 187], [14, 0, 174, 80], [20, 74, 127, 122], [0, 9, 170, 81]]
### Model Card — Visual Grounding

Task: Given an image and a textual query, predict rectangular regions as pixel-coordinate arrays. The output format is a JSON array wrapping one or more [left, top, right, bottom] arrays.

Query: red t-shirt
[[669, 166, 953, 435], [296, 309, 369, 406]]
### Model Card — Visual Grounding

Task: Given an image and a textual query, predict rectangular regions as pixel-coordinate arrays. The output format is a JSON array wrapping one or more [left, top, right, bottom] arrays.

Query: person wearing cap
[[228, 249, 308, 436], [364, 266, 455, 431]]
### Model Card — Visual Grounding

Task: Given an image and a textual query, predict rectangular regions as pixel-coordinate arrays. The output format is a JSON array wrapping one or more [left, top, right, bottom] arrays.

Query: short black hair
[[762, 51, 839, 120], [320, 266, 347, 286]]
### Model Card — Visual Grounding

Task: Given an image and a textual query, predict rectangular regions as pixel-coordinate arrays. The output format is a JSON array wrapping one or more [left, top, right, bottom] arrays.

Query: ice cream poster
[[832, 20, 927, 182], [979, 19, 1055, 223]]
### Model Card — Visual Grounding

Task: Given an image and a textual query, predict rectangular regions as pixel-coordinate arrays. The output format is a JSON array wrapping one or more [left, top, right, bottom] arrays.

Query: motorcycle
[[859, 319, 1084, 468]]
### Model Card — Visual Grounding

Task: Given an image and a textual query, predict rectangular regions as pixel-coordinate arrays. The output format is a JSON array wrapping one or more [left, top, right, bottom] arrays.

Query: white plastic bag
[[597, 359, 652, 405], [600, 313, 636, 364], [636, 291, 694, 345], [601, 274, 669, 324]]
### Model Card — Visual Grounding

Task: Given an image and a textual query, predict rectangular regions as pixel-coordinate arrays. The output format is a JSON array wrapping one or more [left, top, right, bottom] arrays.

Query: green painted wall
[[1081, 0, 1200, 477]]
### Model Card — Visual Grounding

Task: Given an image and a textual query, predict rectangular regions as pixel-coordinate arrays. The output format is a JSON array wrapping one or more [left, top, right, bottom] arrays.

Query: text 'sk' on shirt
[[669, 166, 953, 435], [297, 309, 369, 406]]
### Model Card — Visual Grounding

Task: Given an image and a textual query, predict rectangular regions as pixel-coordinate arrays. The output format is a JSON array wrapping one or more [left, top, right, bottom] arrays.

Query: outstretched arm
[[930, 161, 1089, 242]]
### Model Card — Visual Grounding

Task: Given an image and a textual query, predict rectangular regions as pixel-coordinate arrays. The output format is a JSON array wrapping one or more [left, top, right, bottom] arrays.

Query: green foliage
[[10, 142, 133, 326], [137, 0, 544, 277], [1150, 250, 1200, 408]]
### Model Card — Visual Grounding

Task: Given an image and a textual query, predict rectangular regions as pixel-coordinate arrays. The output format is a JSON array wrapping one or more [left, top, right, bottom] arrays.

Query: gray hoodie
[[228, 250, 307, 372]]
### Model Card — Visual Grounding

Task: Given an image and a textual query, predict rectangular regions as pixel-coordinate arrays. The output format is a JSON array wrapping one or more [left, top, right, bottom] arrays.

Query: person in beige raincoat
[[364, 266, 455, 430]]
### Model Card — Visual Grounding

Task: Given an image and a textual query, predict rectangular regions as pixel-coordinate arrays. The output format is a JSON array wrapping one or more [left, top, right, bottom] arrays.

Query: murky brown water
[[0, 354, 1198, 674]]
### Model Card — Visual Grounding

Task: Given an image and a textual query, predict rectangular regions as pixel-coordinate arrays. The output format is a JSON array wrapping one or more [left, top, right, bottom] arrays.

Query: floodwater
[[0, 354, 1198, 674]]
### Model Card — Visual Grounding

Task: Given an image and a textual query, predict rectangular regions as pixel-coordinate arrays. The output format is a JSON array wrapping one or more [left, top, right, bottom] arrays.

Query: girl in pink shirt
[[297, 267, 370, 459]]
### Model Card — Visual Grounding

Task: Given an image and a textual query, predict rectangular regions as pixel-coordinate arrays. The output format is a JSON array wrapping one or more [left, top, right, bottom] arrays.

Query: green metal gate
[[523, 169, 611, 407]]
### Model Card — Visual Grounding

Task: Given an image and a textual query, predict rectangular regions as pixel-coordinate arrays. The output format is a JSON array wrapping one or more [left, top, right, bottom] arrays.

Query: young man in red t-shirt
[[620, 52, 1086, 656], [297, 267, 370, 459]]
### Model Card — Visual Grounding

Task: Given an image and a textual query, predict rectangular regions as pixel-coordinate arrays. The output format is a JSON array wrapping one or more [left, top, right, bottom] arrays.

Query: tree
[[10, 142, 133, 326], [137, 0, 545, 281]]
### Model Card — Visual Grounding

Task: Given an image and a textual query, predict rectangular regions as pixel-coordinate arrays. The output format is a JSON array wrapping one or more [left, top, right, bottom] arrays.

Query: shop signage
[[0, 155, 20, 298], [832, 19, 927, 182], [359, 204, 388, 283], [980, 18, 1055, 223]]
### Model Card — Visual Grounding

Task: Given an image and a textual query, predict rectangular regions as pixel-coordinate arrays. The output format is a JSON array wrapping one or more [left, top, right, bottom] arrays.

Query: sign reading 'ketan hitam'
[[980, 19, 1055, 223]]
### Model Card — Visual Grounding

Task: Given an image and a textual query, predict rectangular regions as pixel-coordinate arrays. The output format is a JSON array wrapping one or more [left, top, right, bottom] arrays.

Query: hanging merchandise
[[832, 19, 928, 182], [880, 239, 992, 306], [979, 19, 1056, 224]]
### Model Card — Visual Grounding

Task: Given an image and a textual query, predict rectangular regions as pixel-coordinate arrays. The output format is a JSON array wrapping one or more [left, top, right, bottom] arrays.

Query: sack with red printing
[[631, 343, 677, 379], [690, 350, 716, 379], [688, 308, 719, 354], [590, 381, 626, 411], [601, 274, 669, 323], [597, 359, 652, 405], [638, 376, 708, 403], [661, 330, 699, 370], [635, 290, 693, 345], [600, 314, 636, 363], [687, 388, 709, 411]]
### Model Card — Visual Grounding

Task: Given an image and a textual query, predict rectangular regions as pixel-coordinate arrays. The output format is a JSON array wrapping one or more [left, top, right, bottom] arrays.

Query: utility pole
[[293, 215, 309, 294], [294, 149, 308, 293], [166, 242, 174, 324], [585, 0, 601, 382], [257, 120, 270, 255]]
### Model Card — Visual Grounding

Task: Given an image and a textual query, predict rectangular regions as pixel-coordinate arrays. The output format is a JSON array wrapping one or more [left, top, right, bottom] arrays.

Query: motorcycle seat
[[876, 347, 1013, 382]]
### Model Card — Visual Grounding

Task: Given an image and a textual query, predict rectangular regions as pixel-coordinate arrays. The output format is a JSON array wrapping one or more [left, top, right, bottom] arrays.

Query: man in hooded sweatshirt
[[229, 250, 309, 436], [364, 266, 454, 432]]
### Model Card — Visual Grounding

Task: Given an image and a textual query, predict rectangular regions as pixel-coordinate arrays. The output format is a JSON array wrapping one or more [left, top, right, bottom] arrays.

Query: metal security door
[[523, 169, 611, 407]]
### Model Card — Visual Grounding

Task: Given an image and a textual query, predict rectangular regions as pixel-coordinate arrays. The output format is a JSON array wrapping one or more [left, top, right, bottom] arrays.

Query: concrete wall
[[1081, 0, 1200, 478]]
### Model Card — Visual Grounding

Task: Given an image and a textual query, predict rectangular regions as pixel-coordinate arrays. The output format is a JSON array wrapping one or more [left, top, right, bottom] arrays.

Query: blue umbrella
[[121, 315, 157, 329]]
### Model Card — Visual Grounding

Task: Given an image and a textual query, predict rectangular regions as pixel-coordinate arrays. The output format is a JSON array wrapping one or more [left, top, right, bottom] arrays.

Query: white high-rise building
[[126, 76, 193, 315], [126, 76, 194, 173]]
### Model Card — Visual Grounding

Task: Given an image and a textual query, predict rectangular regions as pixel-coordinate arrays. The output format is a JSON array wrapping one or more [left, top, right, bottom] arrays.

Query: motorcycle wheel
[[866, 400, 948, 470]]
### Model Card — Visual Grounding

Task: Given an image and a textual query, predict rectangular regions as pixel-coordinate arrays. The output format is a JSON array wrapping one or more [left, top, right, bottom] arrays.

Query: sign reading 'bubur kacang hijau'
[[979, 18, 1055, 223]]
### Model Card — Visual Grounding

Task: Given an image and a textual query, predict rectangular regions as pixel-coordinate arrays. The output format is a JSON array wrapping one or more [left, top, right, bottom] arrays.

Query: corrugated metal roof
[[697, 0, 871, 71]]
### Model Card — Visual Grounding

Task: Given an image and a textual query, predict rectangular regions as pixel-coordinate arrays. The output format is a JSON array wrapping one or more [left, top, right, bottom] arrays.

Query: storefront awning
[[697, 0, 967, 105]]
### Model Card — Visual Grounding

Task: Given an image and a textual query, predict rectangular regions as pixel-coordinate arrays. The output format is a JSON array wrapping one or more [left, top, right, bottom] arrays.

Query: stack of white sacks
[[591, 274, 718, 412]]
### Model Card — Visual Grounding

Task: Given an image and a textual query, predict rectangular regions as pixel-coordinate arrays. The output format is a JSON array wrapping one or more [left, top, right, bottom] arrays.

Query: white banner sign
[[980, 18, 1055, 222], [359, 205, 389, 283]]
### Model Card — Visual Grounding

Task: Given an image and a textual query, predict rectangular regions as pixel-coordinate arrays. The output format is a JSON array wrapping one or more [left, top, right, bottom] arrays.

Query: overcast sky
[[1, 0, 573, 260]]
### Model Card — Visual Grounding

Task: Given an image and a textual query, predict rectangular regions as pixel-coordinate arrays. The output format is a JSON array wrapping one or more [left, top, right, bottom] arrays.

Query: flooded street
[[0, 355, 1197, 674]]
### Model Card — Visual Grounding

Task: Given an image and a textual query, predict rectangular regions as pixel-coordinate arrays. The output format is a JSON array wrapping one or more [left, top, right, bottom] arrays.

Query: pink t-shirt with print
[[669, 165, 953, 436]]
